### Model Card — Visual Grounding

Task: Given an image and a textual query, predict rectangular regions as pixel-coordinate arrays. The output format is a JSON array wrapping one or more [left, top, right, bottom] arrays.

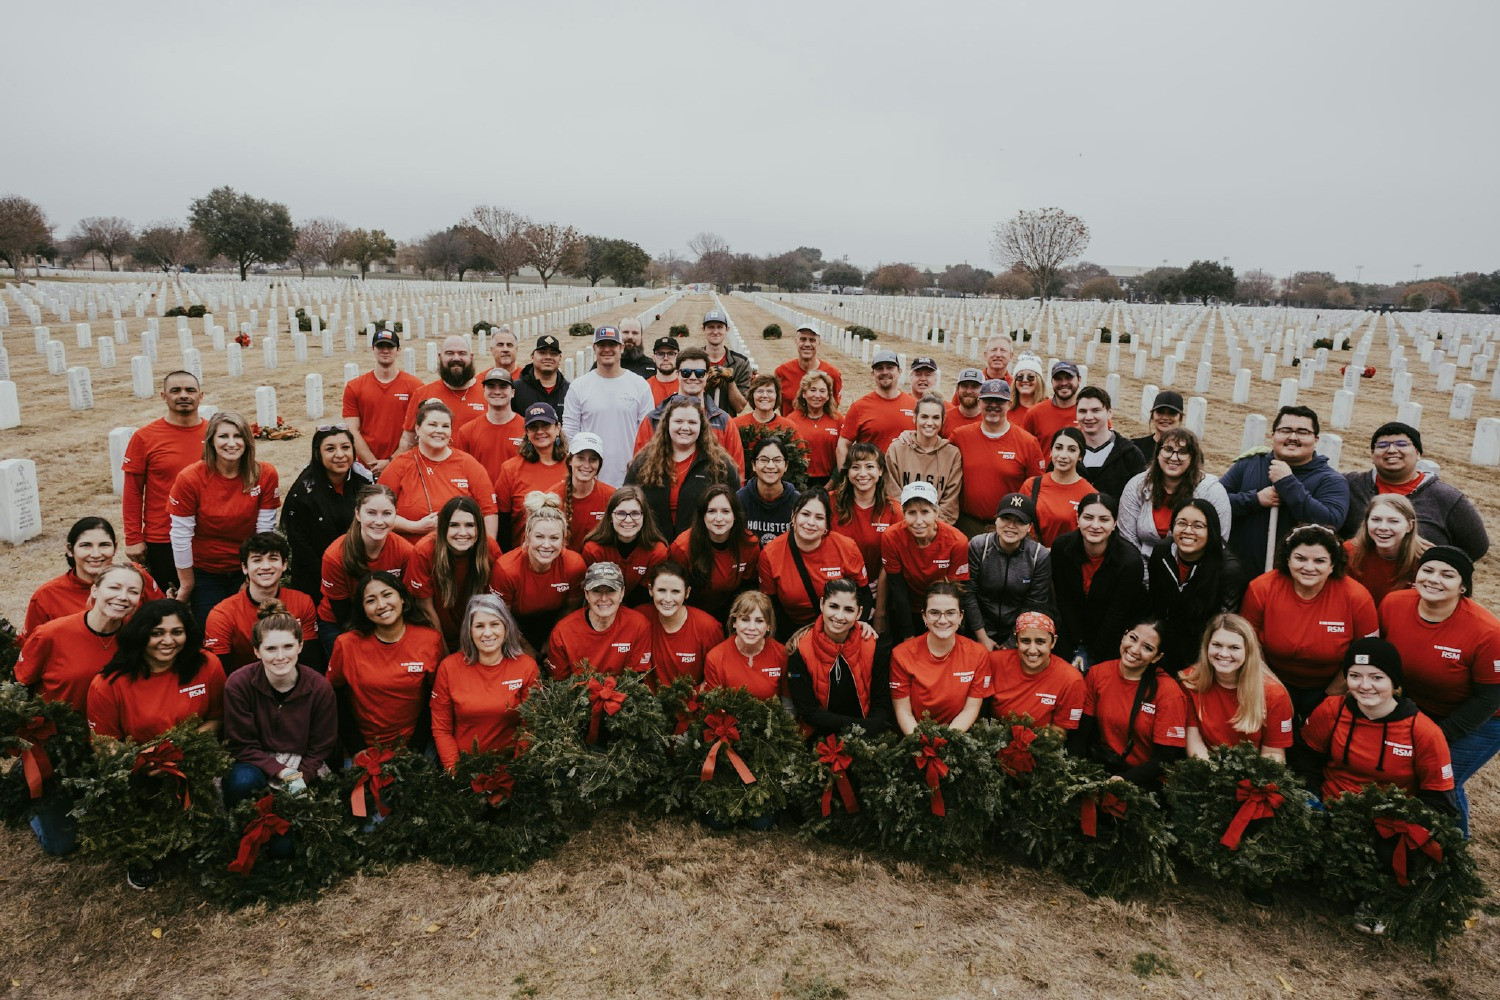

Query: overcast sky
[[12, 0, 1496, 285]]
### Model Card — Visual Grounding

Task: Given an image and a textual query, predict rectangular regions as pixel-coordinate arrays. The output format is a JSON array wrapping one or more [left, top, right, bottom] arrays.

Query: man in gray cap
[[1020, 359, 1081, 447], [945, 367, 986, 436], [562, 325, 655, 487], [773, 321, 842, 415], [700, 308, 750, 415], [453, 366, 526, 481], [837, 349, 918, 467], [947, 378, 1046, 537]]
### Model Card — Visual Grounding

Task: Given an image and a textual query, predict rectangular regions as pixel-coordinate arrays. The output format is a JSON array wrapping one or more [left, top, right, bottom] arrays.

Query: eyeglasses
[[1159, 448, 1189, 459], [1373, 440, 1413, 451], [679, 368, 708, 379], [1172, 519, 1207, 532], [612, 509, 643, 520], [924, 608, 962, 620], [1273, 427, 1316, 440], [755, 456, 787, 467], [315, 423, 349, 432]]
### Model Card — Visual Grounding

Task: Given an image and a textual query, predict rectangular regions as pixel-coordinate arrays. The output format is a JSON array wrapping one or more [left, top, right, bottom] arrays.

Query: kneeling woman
[[637, 561, 724, 689], [489, 494, 586, 663], [547, 562, 654, 679], [1178, 613, 1293, 760], [1072, 616, 1188, 789], [890, 582, 989, 734], [787, 576, 892, 738], [583, 486, 670, 608], [988, 612, 1085, 732], [703, 590, 788, 702], [222, 605, 338, 807], [430, 595, 541, 772]]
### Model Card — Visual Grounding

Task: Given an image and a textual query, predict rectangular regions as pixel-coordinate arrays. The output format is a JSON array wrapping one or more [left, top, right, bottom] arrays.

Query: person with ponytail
[[583, 486, 670, 608], [787, 577, 892, 737], [668, 484, 760, 618], [316, 484, 413, 656], [1071, 616, 1188, 789], [988, 612, 1085, 731], [489, 492, 586, 662], [635, 561, 723, 689], [222, 604, 338, 807], [1179, 613, 1293, 760], [549, 430, 613, 551], [830, 441, 902, 588], [204, 532, 320, 673], [430, 594, 540, 772], [405, 496, 500, 651], [16, 563, 147, 713], [22, 517, 163, 637]]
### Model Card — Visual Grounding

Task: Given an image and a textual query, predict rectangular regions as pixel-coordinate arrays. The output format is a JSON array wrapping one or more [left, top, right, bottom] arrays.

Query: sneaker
[[1244, 884, 1274, 908], [125, 866, 162, 890]]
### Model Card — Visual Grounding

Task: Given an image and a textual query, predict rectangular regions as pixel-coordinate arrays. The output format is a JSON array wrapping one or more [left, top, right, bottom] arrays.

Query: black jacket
[[280, 463, 373, 604], [1145, 539, 1249, 675], [511, 363, 571, 422], [1080, 432, 1147, 503], [960, 533, 1054, 642], [624, 452, 741, 538], [1051, 530, 1146, 664]]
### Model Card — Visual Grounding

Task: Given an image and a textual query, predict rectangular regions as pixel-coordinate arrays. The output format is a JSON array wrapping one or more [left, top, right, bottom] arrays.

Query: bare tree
[[990, 207, 1090, 301], [289, 217, 348, 276], [0, 195, 53, 276], [69, 216, 136, 271], [655, 249, 688, 284], [523, 221, 580, 288], [413, 229, 470, 280], [687, 231, 730, 260], [132, 221, 201, 272], [466, 204, 530, 290], [1235, 268, 1276, 304]]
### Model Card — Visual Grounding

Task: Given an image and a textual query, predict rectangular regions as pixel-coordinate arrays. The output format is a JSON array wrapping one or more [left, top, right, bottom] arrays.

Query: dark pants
[[1285, 683, 1331, 723], [29, 792, 79, 856], [188, 569, 243, 626], [144, 542, 178, 594]]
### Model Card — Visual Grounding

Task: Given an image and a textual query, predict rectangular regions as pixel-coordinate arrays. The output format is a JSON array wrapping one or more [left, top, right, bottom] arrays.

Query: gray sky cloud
[[12, 0, 1496, 284]]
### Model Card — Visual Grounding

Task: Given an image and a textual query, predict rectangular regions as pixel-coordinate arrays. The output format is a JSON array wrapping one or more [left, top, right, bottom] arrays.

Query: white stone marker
[[66, 366, 94, 410], [0, 381, 19, 430], [1298, 362, 1315, 389], [321, 330, 333, 357], [1195, 362, 1211, 393], [293, 333, 308, 363], [1396, 401, 1423, 429], [131, 355, 153, 397], [427, 342, 439, 373], [1471, 418, 1500, 466], [211, 326, 225, 351], [1261, 355, 1277, 382], [254, 386, 278, 429], [0, 459, 42, 544], [1278, 378, 1299, 408], [227, 343, 244, 377], [1185, 396, 1207, 437], [183, 347, 203, 382], [34, 326, 49, 354], [98, 337, 116, 368], [1437, 363, 1456, 392], [1139, 384, 1159, 424], [1316, 433, 1342, 467], [1331, 389, 1354, 430], [76, 323, 92, 348], [402, 349, 417, 375], [1240, 414, 1268, 455], [108, 427, 134, 494], [1232, 369, 1251, 404], [1104, 372, 1121, 404], [343, 363, 359, 384], [1162, 356, 1178, 387], [1133, 353, 1147, 378], [46, 340, 66, 375], [141, 331, 158, 364], [1392, 372, 1412, 406], [306, 373, 324, 419], [263, 338, 278, 370], [1450, 383, 1474, 421], [0, 348, 7, 380]]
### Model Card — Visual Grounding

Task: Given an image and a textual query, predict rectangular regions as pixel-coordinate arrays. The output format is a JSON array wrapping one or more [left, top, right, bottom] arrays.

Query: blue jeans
[[188, 569, 243, 627], [1070, 643, 1093, 674], [28, 793, 79, 856], [224, 762, 293, 859], [1448, 716, 1500, 838]]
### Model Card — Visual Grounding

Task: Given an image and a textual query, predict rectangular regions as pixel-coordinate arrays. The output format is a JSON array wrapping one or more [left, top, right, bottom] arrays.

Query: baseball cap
[[911, 356, 937, 371], [653, 336, 680, 353], [594, 325, 622, 344], [371, 329, 399, 348], [1151, 390, 1185, 414], [1013, 353, 1044, 378], [523, 402, 559, 426], [957, 367, 984, 385], [481, 367, 513, 385], [871, 349, 899, 368], [796, 322, 819, 336], [534, 334, 562, 353], [703, 310, 729, 326], [978, 378, 1012, 401], [900, 481, 939, 507], [995, 493, 1035, 524], [570, 431, 605, 458], [583, 561, 626, 592], [1052, 360, 1080, 378]]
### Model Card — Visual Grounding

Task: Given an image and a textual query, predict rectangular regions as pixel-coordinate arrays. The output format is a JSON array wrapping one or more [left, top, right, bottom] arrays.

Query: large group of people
[[13, 314, 1496, 910]]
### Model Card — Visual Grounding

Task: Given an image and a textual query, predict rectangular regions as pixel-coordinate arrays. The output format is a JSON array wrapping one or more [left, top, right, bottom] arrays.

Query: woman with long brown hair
[[1345, 494, 1431, 606], [625, 396, 740, 537], [405, 496, 500, 651], [316, 484, 413, 655], [494, 401, 569, 546], [1117, 427, 1230, 557], [582, 485, 670, 607], [667, 484, 760, 618]]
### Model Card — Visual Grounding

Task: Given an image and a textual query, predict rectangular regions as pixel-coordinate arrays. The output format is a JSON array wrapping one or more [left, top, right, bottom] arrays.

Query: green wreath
[[419, 749, 572, 875], [787, 727, 879, 844], [665, 686, 806, 827], [1320, 784, 1482, 956], [984, 715, 1083, 868], [0, 618, 18, 683], [337, 746, 443, 873], [195, 784, 355, 910], [0, 682, 93, 827], [1164, 744, 1320, 893], [68, 718, 229, 870]]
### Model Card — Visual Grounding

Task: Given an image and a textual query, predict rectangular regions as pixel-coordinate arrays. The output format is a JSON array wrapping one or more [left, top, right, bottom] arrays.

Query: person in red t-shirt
[[168, 410, 281, 625], [702, 591, 788, 702], [943, 367, 986, 438], [16, 564, 146, 713], [774, 325, 843, 415], [988, 611, 1085, 730], [786, 576, 891, 738], [645, 336, 682, 404], [404, 496, 500, 651], [880, 481, 971, 642], [583, 486, 671, 608], [342, 329, 424, 476], [22, 517, 163, 638], [785, 370, 843, 487], [831, 442, 902, 588], [400, 335, 488, 445], [328, 571, 443, 756], [489, 494, 586, 661], [837, 350, 917, 468], [1345, 494, 1428, 607], [1017, 360, 1080, 448], [451, 366, 526, 484], [947, 378, 1045, 538], [317, 485, 414, 652], [1178, 613, 1294, 759], [382, 399, 498, 542], [429, 593, 540, 772], [204, 532, 319, 673], [730, 374, 796, 468], [889, 582, 990, 732], [1022, 428, 1097, 547], [550, 431, 615, 551], [669, 485, 760, 618], [122, 370, 206, 592], [493, 403, 569, 546], [548, 562, 654, 680], [1075, 617, 1188, 788], [1006, 353, 1046, 429], [949, 336, 1015, 406], [758, 490, 869, 640], [636, 561, 724, 689]]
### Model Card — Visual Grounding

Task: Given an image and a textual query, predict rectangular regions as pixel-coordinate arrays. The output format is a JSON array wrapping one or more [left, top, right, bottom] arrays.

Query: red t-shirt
[[1344, 540, 1411, 608], [880, 521, 971, 596], [702, 638, 789, 701], [833, 499, 902, 583], [87, 654, 227, 742], [839, 392, 918, 454], [889, 635, 991, 726], [168, 462, 281, 574], [648, 375, 680, 405], [948, 422, 1045, 522], [489, 547, 586, 618], [402, 379, 487, 433], [1375, 475, 1424, 497], [15, 612, 121, 713], [402, 534, 503, 646], [1380, 590, 1500, 719], [493, 456, 567, 546], [342, 369, 424, 461], [122, 418, 205, 546], [636, 606, 724, 688], [451, 412, 526, 481], [729, 411, 794, 442], [774, 359, 843, 415], [1018, 400, 1077, 447], [1180, 669, 1295, 751], [1241, 572, 1379, 689], [22, 569, 165, 638], [1083, 662, 1188, 767], [988, 650, 1085, 729], [582, 540, 670, 597], [942, 405, 982, 438], [1080, 552, 1105, 594], [549, 478, 615, 550], [318, 532, 414, 622], [784, 411, 843, 479], [547, 606, 653, 679], [380, 449, 498, 541], [758, 532, 868, 627], [429, 652, 539, 769], [1301, 695, 1454, 800], [203, 587, 318, 672], [669, 530, 760, 615], [1024, 475, 1096, 547], [327, 625, 444, 746]]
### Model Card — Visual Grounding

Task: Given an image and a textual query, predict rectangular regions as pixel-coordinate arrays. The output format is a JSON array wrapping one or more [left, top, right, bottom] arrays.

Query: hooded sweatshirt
[[1299, 693, 1454, 804], [1219, 450, 1350, 572], [1339, 469, 1490, 561], [884, 430, 964, 524]]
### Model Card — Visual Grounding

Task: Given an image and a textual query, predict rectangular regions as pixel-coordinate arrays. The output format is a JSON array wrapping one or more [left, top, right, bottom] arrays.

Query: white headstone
[[0, 381, 18, 430], [140, 331, 157, 364], [254, 386, 278, 429], [0, 348, 7, 380], [1195, 362, 1212, 393], [1161, 356, 1178, 387], [263, 338, 278, 370], [1396, 401, 1422, 429], [33, 326, 49, 355], [183, 347, 203, 382], [1132, 353, 1147, 378], [211, 326, 225, 351], [1393, 372, 1413, 406], [1437, 363, 1456, 392], [1232, 369, 1251, 404], [402, 348, 417, 375], [1277, 378, 1298, 408], [293, 333, 308, 363], [321, 330, 333, 357], [1139, 384, 1159, 424], [108, 426, 134, 495], [1331, 389, 1354, 430], [1471, 418, 1500, 467], [1315, 433, 1342, 467], [1240, 414, 1268, 455], [0, 459, 42, 544], [66, 366, 94, 410], [1261, 355, 1276, 382], [1185, 396, 1207, 437], [305, 373, 325, 419], [1450, 383, 1474, 421], [426, 342, 439, 373], [343, 362, 359, 384], [1104, 372, 1121, 404], [98, 336, 116, 368], [1298, 361, 1315, 389], [46, 340, 66, 375], [131, 355, 153, 398], [75, 323, 92, 348]]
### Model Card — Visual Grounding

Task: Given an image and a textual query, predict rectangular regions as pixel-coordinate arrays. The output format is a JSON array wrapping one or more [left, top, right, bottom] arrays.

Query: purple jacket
[[223, 664, 338, 779]]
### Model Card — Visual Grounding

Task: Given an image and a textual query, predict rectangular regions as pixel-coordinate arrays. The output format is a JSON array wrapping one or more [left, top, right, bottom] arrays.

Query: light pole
[[1355, 265, 1364, 283], [1414, 264, 1422, 282]]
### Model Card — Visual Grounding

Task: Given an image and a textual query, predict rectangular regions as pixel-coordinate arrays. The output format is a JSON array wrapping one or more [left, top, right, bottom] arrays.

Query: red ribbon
[[815, 735, 858, 817], [1219, 780, 1285, 850], [9, 716, 57, 799], [914, 735, 949, 817], [471, 768, 515, 807], [1374, 816, 1443, 886], [132, 739, 191, 810], [699, 710, 756, 785], [350, 747, 395, 819], [996, 725, 1037, 777], [674, 692, 705, 736], [227, 793, 290, 875], [1079, 791, 1128, 837], [586, 677, 627, 744]]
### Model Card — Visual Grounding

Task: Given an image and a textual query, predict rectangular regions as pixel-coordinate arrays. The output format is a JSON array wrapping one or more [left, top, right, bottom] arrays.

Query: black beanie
[[1344, 637, 1404, 690], [1416, 545, 1474, 596]]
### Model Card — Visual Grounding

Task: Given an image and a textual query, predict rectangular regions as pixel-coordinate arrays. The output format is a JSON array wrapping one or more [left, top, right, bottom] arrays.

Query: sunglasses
[[316, 423, 350, 432], [679, 368, 708, 379]]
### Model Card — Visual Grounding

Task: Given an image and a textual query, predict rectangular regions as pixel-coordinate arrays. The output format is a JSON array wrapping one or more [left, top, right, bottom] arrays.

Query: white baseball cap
[[900, 481, 939, 506], [570, 431, 605, 458]]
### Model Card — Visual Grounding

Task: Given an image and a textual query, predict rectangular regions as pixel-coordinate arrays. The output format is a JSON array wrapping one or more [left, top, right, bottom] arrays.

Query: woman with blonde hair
[[784, 370, 843, 487], [1344, 494, 1431, 606], [624, 396, 740, 537], [489, 492, 586, 663], [1180, 613, 1293, 761]]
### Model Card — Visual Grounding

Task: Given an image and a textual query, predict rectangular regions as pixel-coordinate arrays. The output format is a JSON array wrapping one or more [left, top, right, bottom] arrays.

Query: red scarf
[[798, 619, 874, 715]]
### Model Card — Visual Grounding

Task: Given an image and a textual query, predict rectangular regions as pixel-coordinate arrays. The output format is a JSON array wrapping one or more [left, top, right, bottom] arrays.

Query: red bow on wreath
[[815, 735, 858, 817], [9, 716, 56, 799], [914, 735, 949, 817], [586, 677, 627, 744], [471, 767, 515, 807], [699, 710, 756, 785], [997, 725, 1037, 777], [674, 692, 705, 736], [1374, 816, 1443, 886], [1219, 780, 1284, 850], [228, 793, 290, 875], [132, 739, 191, 810], [1079, 790, 1128, 837], [350, 747, 395, 819]]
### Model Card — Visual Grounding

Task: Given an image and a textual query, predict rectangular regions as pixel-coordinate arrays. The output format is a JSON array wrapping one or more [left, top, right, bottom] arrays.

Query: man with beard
[[123, 369, 208, 591], [401, 335, 486, 450], [612, 317, 657, 379], [701, 309, 751, 415], [489, 324, 520, 378], [512, 334, 571, 421], [837, 350, 918, 466], [646, 336, 681, 404], [944, 368, 985, 436], [563, 325, 655, 487], [772, 322, 842, 415], [343, 328, 424, 477], [1019, 360, 1081, 448], [633, 346, 745, 469]]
